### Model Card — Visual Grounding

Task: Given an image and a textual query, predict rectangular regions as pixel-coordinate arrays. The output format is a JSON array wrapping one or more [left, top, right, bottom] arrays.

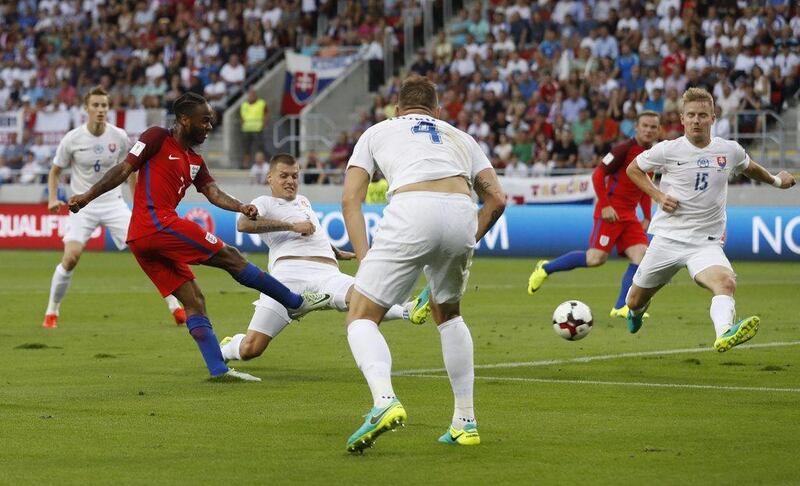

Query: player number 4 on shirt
[[411, 121, 442, 144], [694, 172, 708, 191]]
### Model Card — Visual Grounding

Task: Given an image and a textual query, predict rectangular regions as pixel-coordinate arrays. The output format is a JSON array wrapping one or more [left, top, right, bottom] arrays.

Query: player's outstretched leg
[[437, 315, 480, 446], [164, 295, 187, 325], [43, 263, 74, 328], [528, 251, 588, 294]]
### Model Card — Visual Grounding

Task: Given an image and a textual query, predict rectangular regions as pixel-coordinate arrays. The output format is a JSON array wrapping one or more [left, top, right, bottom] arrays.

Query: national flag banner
[[281, 51, 358, 115], [33, 110, 72, 146], [0, 111, 21, 145]]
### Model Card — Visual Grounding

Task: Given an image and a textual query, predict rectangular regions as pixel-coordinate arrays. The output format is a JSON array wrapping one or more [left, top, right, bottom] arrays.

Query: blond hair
[[84, 85, 109, 105], [681, 87, 714, 110]]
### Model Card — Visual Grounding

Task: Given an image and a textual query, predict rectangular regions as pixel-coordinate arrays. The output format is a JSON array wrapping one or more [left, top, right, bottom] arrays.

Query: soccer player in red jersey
[[527, 111, 661, 318], [67, 93, 330, 381]]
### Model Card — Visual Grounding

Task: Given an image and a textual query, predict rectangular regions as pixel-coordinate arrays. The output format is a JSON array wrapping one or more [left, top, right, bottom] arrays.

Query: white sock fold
[[347, 319, 395, 408], [711, 295, 736, 338], [46, 264, 73, 315], [220, 333, 245, 361], [439, 316, 476, 429], [384, 304, 406, 321], [164, 294, 182, 312]]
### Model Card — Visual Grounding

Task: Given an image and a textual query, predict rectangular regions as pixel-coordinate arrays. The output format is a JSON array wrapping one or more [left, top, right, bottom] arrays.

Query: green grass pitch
[[1, 251, 798, 485]]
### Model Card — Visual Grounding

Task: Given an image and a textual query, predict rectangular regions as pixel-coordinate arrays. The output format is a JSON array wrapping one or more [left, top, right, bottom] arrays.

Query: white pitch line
[[402, 374, 800, 393], [393, 340, 800, 375]]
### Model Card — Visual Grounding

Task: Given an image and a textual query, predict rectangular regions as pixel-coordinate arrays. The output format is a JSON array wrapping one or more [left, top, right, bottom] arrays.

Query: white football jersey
[[250, 194, 335, 271], [636, 136, 750, 245], [53, 123, 130, 205], [346, 114, 493, 196]]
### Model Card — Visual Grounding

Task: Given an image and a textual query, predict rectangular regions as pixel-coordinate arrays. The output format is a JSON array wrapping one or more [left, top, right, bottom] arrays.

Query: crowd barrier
[[1, 203, 798, 261]]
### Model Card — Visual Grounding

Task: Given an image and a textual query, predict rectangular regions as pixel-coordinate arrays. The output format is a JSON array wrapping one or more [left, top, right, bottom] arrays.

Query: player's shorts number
[[694, 172, 708, 191], [93, 160, 101, 172], [411, 121, 442, 144]]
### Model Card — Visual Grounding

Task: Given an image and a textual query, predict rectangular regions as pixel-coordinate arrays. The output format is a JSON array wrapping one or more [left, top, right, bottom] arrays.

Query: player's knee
[[62, 253, 81, 270], [221, 245, 248, 273], [586, 252, 607, 267], [719, 275, 736, 295]]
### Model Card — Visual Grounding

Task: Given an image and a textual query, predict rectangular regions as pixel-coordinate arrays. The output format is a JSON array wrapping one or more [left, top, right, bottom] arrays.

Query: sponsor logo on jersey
[[716, 156, 727, 168], [184, 207, 215, 234], [93, 144, 104, 155], [108, 143, 117, 153], [189, 164, 200, 180], [697, 158, 710, 168]]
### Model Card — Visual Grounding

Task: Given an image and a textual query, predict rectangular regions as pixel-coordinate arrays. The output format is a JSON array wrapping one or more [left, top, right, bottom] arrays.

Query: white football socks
[[711, 295, 736, 338], [439, 316, 476, 429], [384, 304, 407, 321], [220, 333, 245, 361], [347, 319, 395, 408], [164, 294, 182, 312], [46, 264, 73, 315]]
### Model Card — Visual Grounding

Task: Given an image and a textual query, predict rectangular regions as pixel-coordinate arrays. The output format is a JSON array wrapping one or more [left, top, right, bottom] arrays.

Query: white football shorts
[[354, 192, 477, 308], [632, 235, 734, 288], [248, 259, 353, 337], [63, 198, 131, 250]]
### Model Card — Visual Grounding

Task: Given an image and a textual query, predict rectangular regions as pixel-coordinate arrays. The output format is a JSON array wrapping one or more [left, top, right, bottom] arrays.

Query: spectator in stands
[[250, 151, 269, 185], [239, 88, 268, 168], [221, 54, 246, 90], [592, 109, 620, 145], [552, 130, 578, 169], [570, 107, 593, 145], [711, 105, 732, 139], [644, 88, 665, 113], [493, 133, 513, 166], [327, 131, 353, 182], [504, 154, 529, 178], [303, 150, 326, 185], [662, 110, 684, 140], [0, 156, 12, 184]]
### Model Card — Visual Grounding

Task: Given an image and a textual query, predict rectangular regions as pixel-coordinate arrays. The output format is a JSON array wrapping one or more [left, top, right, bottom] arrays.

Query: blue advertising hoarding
[[105, 203, 800, 261]]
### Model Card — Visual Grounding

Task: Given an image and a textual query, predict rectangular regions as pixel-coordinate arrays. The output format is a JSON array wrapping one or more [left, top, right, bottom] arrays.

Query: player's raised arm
[[342, 166, 371, 261], [68, 161, 135, 213], [741, 159, 796, 189], [473, 167, 506, 242]]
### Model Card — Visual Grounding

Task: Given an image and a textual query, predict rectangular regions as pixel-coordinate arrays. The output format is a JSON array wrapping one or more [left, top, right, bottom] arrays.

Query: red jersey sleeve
[[592, 164, 611, 208], [192, 160, 215, 190], [124, 127, 170, 170], [600, 139, 633, 175]]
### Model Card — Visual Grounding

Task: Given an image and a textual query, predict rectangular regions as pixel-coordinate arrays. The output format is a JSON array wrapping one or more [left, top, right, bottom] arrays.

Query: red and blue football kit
[[124, 127, 224, 296], [589, 138, 652, 254]]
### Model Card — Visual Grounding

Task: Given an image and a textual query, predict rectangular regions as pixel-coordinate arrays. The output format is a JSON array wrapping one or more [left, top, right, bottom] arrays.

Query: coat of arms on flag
[[291, 72, 317, 105], [281, 52, 358, 115]]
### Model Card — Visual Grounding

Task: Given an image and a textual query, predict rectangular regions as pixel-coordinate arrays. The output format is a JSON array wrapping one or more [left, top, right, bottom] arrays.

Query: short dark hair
[[173, 92, 208, 120], [84, 86, 109, 104], [269, 152, 297, 171], [398, 74, 438, 112], [636, 110, 661, 123]]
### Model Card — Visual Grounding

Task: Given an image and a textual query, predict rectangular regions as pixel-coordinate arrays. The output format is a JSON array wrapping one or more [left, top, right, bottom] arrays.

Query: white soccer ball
[[552, 300, 593, 341]]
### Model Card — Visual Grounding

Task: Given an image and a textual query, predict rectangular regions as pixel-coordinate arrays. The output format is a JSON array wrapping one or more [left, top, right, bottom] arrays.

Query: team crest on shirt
[[93, 144, 104, 155], [184, 207, 215, 233], [599, 235, 610, 246], [189, 164, 200, 180], [716, 156, 727, 168], [696, 158, 710, 168], [108, 143, 117, 153]]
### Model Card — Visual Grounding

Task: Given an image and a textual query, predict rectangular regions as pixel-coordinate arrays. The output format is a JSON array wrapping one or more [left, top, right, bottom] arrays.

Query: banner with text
[[2, 204, 797, 261], [0, 111, 22, 145], [499, 174, 595, 204]]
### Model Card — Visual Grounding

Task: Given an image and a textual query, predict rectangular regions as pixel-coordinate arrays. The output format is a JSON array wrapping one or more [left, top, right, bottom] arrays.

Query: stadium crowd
[[314, 1, 800, 180], [0, 1, 799, 184]]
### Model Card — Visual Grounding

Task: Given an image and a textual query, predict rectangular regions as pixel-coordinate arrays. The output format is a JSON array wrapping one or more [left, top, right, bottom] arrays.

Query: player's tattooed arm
[[68, 161, 135, 213], [473, 168, 506, 242], [237, 215, 315, 235], [200, 183, 256, 218]]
